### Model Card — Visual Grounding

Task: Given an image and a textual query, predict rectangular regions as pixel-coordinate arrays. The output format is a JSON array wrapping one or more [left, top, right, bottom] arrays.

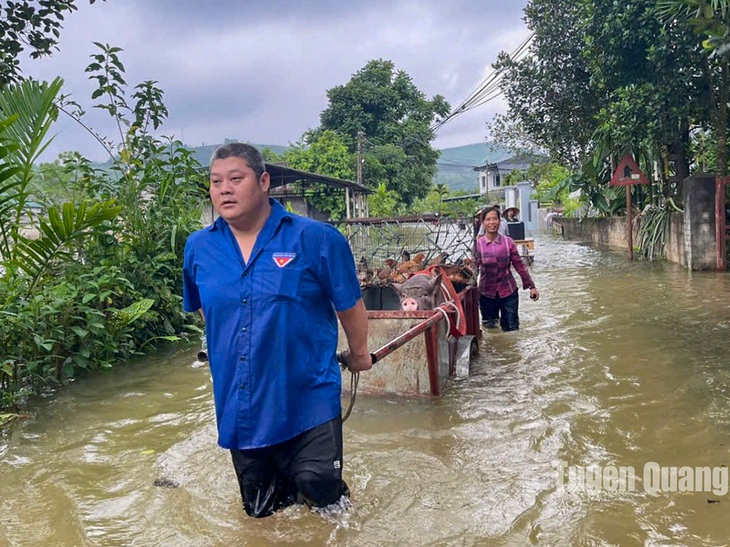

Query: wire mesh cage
[[337, 214, 477, 268]]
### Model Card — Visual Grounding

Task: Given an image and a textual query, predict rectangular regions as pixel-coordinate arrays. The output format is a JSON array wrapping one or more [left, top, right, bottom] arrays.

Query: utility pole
[[357, 131, 364, 186], [346, 131, 365, 218]]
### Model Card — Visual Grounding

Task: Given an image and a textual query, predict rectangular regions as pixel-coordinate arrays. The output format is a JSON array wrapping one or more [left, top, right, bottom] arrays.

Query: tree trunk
[[717, 58, 728, 177]]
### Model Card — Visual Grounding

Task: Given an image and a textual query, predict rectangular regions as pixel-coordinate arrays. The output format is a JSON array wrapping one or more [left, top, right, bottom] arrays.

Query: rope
[[438, 282, 462, 334], [342, 370, 359, 422]]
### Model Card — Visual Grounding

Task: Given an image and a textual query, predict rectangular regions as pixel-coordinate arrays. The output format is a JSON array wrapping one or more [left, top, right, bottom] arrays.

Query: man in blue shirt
[[183, 143, 371, 518]]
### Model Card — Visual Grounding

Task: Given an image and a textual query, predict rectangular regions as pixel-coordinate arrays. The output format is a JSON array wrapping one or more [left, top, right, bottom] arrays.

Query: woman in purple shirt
[[475, 207, 540, 331]]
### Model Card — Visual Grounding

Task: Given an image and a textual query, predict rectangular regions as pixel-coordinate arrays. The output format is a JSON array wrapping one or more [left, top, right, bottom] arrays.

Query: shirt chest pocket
[[257, 253, 306, 302]]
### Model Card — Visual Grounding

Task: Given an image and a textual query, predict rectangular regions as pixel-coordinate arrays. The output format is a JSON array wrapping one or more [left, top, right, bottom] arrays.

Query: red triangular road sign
[[610, 155, 649, 186]]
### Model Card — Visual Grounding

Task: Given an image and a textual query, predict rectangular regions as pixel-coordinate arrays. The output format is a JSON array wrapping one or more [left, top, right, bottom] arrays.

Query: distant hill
[[434, 142, 515, 193], [185, 141, 515, 193]]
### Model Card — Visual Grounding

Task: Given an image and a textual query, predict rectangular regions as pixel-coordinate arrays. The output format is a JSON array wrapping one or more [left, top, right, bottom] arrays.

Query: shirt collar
[[483, 233, 504, 244]]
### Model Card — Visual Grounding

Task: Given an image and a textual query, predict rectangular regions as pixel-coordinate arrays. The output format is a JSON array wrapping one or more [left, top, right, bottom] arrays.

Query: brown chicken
[[431, 262, 476, 287], [427, 251, 449, 267], [397, 252, 426, 276], [375, 258, 405, 284]]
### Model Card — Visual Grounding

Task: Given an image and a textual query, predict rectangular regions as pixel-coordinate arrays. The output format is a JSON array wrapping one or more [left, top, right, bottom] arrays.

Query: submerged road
[[2, 234, 730, 545]]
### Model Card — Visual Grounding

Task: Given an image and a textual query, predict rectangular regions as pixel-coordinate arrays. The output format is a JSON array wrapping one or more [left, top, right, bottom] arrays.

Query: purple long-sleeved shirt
[[475, 234, 535, 298]]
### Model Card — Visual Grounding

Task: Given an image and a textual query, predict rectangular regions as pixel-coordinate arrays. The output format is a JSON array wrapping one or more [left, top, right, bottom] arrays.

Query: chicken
[[397, 252, 426, 276], [431, 262, 476, 287], [375, 258, 405, 285], [427, 251, 449, 268], [357, 257, 373, 287]]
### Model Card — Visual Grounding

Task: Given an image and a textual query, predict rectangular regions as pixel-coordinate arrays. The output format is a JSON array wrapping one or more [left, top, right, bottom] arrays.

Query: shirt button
[[242, 298, 247, 304], [241, 327, 247, 332], [239, 355, 245, 361], [240, 383, 246, 390], [242, 271, 248, 277]]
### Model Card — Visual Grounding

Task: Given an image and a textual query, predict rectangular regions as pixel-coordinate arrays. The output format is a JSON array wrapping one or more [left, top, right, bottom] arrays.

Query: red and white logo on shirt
[[273, 253, 296, 267]]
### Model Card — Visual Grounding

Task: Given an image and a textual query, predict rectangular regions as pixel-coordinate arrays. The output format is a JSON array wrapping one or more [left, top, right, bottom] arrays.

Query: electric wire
[[431, 32, 534, 134]]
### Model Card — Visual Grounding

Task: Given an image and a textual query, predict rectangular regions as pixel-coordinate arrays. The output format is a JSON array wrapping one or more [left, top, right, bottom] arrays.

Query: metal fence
[[337, 215, 477, 267]]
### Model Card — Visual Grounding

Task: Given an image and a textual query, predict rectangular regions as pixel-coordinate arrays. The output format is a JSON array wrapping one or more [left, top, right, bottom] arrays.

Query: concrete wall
[[552, 174, 717, 270], [683, 173, 716, 270], [553, 216, 639, 248], [665, 212, 685, 266]]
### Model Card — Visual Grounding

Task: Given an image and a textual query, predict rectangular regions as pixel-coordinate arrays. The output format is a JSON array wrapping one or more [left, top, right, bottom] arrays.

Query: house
[[475, 153, 541, 196], [474, 151, 547, 232]]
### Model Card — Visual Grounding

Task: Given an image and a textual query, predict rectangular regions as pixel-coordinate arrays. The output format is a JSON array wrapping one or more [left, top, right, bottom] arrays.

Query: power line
[[431, 32, 534, 134]]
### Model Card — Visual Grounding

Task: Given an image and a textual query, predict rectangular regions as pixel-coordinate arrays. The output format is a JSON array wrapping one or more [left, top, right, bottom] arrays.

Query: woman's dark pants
[[480, 289, 520, 331]]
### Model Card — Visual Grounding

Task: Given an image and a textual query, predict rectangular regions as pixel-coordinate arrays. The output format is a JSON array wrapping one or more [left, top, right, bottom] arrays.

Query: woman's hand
[[529, 288, 540, 301]]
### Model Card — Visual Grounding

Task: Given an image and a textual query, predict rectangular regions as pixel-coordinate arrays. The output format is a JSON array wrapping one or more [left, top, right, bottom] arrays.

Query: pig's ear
[[428, 273, 442, 288], [391, 282, 403, 296]]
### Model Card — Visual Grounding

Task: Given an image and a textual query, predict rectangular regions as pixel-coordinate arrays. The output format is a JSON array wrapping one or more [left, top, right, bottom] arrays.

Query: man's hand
[[337, 299, 371, 372], [338, 350, 373, 372]]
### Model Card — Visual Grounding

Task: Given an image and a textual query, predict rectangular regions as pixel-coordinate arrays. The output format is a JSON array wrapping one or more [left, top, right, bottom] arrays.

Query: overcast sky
[[21, 0, 531, 163]]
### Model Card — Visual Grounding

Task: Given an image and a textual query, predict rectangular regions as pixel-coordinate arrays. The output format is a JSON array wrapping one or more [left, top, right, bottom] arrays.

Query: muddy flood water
[[2, 235, 730, 546]]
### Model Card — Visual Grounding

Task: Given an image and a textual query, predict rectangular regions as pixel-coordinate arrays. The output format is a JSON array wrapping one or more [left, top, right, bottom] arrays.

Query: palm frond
[[11, 199, 122, 294]]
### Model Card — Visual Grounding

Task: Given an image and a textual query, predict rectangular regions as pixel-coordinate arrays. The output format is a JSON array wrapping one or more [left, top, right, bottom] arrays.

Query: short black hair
[[210, 142, 265, 179]]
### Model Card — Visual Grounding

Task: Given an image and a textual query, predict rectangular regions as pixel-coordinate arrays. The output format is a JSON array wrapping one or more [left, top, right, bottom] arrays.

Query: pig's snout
[[401, 297, 419, 311]]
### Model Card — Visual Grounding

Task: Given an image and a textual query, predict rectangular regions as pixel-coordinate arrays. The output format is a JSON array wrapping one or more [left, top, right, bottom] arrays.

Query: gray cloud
[[20, 0, 529, 162]]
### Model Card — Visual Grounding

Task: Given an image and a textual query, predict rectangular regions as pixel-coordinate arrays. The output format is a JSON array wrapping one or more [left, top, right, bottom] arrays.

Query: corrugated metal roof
[[265, 163, 371, 193]]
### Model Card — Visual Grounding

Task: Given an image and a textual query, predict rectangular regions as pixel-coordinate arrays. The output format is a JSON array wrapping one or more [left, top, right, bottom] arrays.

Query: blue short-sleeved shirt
[[183, 199, 361, 449]]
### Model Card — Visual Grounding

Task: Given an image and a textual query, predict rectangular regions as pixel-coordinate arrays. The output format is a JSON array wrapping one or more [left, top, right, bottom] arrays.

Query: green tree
[[0, 0, 102, 87], [586, 0, 710, 196], [285, 130, 355, 219], [368, 182, 400, 217], [260, 146, 284, 163], [492, 0, 598, 167], [657, 0, 730, 176], [494, 0, 714, 213], [318, 59, 449, 207]]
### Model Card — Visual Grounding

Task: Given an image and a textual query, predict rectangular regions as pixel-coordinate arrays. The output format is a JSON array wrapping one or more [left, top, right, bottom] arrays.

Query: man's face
[[209, 156, 270, 224]]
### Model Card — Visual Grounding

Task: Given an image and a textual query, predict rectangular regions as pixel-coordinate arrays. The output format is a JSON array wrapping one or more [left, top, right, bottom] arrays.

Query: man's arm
[[336, 298, 372, 372]]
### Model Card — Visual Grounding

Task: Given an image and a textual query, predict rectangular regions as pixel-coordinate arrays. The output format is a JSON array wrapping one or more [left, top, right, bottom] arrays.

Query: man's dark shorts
[[230, 417, 349, 518]]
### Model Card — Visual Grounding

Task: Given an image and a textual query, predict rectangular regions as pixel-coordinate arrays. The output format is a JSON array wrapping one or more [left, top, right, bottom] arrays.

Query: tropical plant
[[0, 45, 206, 411], [368, 182, 401, 217], [636, 205, 673, 260], [0, 77, 62, 259]]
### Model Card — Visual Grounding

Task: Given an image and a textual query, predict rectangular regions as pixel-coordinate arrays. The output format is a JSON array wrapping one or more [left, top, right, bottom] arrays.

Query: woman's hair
[[480, 206, 501, 222]]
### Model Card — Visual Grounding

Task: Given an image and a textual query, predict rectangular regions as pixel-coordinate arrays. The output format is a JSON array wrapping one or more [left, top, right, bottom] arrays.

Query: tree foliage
[[493, 0, 598, 167], [1, 45, 206, 409], [657, 0, 730, 176], [493, 0, 722, 214], [318, 59, 449, 208], [284, 129, 355, 220], [0, 0, 102, 87]]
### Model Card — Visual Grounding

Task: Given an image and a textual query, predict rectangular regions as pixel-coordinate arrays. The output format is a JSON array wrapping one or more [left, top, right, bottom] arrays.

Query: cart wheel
[[469, 336, 479, 360]]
